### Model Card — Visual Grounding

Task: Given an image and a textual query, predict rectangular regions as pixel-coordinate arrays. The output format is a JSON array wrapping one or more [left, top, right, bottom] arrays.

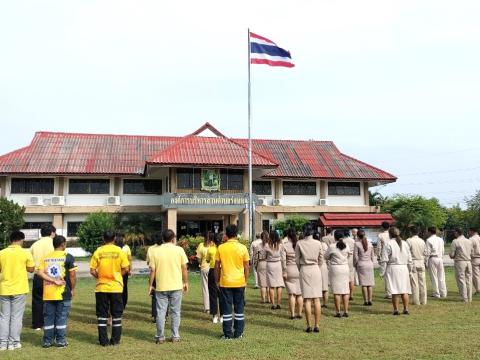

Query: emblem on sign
[[47, 264, 61, 278], [201, 169, 220, 192]]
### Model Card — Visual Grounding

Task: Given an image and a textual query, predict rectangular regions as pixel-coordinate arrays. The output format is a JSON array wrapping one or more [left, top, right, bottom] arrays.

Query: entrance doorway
[[177, 220, 224, 238]]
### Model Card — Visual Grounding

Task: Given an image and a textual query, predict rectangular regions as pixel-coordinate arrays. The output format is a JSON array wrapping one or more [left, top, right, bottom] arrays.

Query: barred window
[[69, 179, 110, 194], [11, 178, 54, 194], [124, 179, 162, 194], [328, 182, 361, 196], [253, 181, 272, 195], [283, 181, 317, 195]]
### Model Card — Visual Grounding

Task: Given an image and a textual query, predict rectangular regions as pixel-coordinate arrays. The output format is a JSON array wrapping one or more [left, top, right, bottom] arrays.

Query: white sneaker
[[220, 316, 223, 323], [9, 343, 22, 350], [213, 316, 219, 324]]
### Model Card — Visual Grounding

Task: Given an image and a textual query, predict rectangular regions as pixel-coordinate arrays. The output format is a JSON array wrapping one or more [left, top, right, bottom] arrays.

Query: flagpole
[[247, 28, 254, 242]]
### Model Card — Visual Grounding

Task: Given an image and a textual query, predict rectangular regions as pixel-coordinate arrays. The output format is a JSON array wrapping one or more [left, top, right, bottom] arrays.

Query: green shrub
[[136, 245, 149, 261], [77, 211, 115, 254], [273, 215, 310, 235], [0, 198, 25, 249]]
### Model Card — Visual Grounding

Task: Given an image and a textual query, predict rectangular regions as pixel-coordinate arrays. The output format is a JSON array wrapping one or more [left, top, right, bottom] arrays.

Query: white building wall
[[326, 181, 366, 206]]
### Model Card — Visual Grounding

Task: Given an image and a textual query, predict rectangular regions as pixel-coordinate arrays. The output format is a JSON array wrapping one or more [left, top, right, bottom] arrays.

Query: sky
[[1, 0, 479, 207]]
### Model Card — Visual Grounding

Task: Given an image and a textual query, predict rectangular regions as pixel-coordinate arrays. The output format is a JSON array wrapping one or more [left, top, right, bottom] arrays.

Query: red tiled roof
[[319, 213, 394, 227], [0, 123, 396, 182], [147, 134, 278, 168]]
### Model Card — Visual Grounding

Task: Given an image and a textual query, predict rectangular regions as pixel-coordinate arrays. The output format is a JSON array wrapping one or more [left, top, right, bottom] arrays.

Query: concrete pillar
[[170, 169, 177, 193], [320, 180, 326, 199], [243, 170, 249, 193], [167, 208, 177, 233], [241, 211, 250, 239], [113, 177, 122, 196], [0, 176, 6, 198], [254, 211, 262, 235], [229, 214, 239, 226], [57, 177, 65, 196], [363, 182, 370, 205], [274, 180, 282, 199], [53, 214, 64, 233]]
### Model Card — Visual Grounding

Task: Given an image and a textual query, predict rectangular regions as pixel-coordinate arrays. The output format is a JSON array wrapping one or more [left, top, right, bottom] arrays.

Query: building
[[0, 123, 396, 239]]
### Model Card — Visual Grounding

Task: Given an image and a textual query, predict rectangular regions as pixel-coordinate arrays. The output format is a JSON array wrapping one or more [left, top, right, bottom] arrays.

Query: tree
[[0, 198, 25, 249], [369, 191, 387, 206], [274, 215, 310, 235], [77, 211, 115, 254], [464, 190, 480, 229], [381, 194, 448, 237]]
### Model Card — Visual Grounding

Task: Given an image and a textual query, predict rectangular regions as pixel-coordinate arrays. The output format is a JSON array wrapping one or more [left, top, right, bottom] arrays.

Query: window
[[283, 181, 317, 195], [220, 169, 244, 190], [253, 181, 272, 195], [67, 222, 83, 237], [328, 182, 361, 196], [11, 178, 54, 194], [23, 222, 51, 230], [69, 179, 110, 194], [123, 179, 162, 195], [177, 168, 201, 189]]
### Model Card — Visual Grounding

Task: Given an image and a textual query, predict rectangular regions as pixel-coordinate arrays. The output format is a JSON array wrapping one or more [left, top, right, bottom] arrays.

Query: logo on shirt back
[[47, 264, 61, 278]]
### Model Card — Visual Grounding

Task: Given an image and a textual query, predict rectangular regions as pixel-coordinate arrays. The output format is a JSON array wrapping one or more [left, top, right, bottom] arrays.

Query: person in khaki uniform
[[321, 228, 335, 245], [468, 227, 480, 295], [406, 226, 427, 305], [425, 226, 447, 298], [449, 228, 473, 303], [342, 230, 355, 301], [377, 222, 391, 299]]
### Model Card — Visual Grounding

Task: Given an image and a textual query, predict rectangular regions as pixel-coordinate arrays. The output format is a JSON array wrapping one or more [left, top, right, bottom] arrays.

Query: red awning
[[319, 213, 394, 227]]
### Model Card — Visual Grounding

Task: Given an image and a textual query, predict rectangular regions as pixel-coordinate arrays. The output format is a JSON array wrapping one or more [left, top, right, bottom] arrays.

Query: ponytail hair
[[287, 228, 298, 249], [389, 227, 402, 250], [261, 231, 270, 246], [357, 229, 368, 252], [269, 230, 281, 250], [334, 230, 346, 250]]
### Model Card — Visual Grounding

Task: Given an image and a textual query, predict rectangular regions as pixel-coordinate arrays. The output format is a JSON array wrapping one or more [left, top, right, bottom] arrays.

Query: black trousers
[[208, 268, 224, 316], [151, 280, 157, 319], [95, 293, 124, 346], [32, 274, 44, 329], [122, 274, 129, 310]]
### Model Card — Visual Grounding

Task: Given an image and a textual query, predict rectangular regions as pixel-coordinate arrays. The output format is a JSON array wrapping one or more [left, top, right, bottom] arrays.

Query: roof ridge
[[34, 130, 182, 140]]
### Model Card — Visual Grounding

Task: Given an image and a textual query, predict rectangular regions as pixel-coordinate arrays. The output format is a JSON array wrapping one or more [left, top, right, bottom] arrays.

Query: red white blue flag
[[250, 32, 294, 68]]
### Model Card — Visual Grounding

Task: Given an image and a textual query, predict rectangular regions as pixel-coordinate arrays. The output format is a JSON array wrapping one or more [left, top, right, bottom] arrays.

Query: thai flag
[[250, 32, 294, 68]]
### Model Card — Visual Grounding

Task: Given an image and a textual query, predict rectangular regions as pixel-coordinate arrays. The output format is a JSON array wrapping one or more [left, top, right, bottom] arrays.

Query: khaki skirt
[[329, 264, 350, 295], [320, 263, 329, 292], [266, 260, 285, 288], [257, 260, 268, 288], [299, 265, 323, 299], [285, 264, 301, 295]]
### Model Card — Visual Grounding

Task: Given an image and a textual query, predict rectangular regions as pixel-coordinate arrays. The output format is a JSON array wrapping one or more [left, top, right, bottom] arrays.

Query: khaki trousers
[[454, 260, 472, 303], [410, 260, 427, 305], [428, 257, 447, 298], [471, 257, 480, 293], [200, 268, 210, 311]]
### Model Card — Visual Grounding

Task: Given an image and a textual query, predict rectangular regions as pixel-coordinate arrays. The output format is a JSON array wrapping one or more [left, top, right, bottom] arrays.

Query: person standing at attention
[[196, 233, 211, 314], [115, 233, 132, 310], [468, 227, 480, 295], [250, 234, 262, 289], [314, 233, 329, 308], [379, 227, 412, 316], [205, 233, 223, 324], [37, 235, 77, 348], [425, 227, 447, 298], [253, 231, 269, 304], [148, 229, 189, 344], [266, 230, 285, 310], [30, 224, 56, 330], [90, 231, 130, 346], [321, 228, 335, 245], [281, 228, 303, 320], [0, 231, 35, 351], [147, 232, 163, 323], [353, 230, 375, 306], [214, 224, 250, 340], [406, 226, 427, 306], [343, 229, 355, 301], [377, 221, 391, 299], [325, 231, 351, 318], [449, 228, 473, 303], [295, 224, 323, 332]]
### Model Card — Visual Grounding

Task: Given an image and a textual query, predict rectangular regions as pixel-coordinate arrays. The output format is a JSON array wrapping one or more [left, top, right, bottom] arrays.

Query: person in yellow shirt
[[37, 235, 77, 348], [90, 231, 130, 347], [206, 233, 223, 324], [148, 229, 188, 344], [196, 235, 212, 313], [0, 231, 35, 351], [146, 232, 163, 323], [214, 224, 250, 340], [30, 224, 55, 330]]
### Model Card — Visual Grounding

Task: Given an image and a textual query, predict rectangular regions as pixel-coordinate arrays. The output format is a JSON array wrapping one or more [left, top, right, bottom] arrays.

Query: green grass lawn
[[4, 268, 480, 360]]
